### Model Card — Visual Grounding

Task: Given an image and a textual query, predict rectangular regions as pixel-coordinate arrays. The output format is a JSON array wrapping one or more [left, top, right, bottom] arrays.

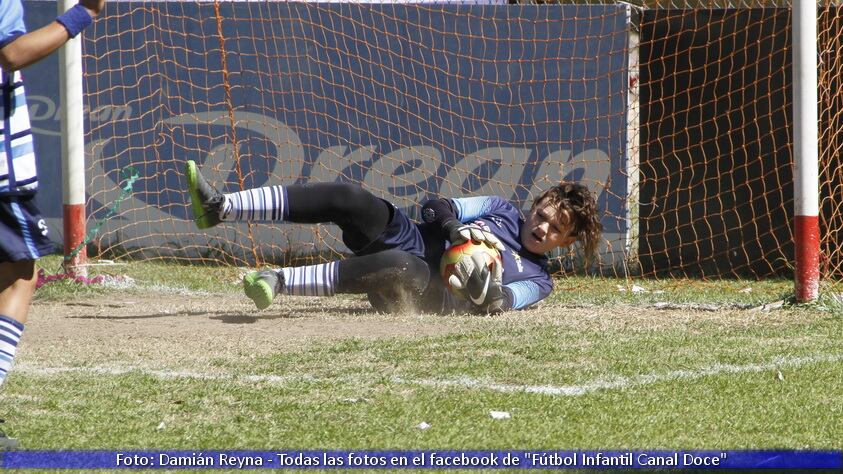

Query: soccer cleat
[[185, 160, 225, 229], [243, 270, 285, 310]]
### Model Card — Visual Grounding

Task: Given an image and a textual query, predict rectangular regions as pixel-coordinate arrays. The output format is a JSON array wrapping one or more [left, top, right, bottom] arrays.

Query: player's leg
[[0, 260, 36, 391], [0, 265, 34, 450], [243, 249, 429, 311], [0, 194, 53, 449], [0, 262, 30, 449], [0, 261, 36, 323], [185, 161, 390, 244]]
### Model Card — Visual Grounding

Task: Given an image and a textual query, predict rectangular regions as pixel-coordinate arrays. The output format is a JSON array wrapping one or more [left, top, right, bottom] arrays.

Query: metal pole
[[792, 0, 820, 302], [59, 0, 87, 277]]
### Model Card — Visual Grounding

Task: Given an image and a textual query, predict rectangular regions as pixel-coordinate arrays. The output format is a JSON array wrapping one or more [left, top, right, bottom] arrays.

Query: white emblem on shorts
[[37, 219, 48, 236]]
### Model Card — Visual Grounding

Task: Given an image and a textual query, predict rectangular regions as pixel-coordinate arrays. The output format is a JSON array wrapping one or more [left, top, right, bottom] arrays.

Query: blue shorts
[[345, 200, 428, 259], [0, 194, 55, 262]]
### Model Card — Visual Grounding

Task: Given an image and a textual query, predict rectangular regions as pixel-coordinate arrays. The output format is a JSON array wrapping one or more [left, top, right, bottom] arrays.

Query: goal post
[[793, 0, 820, 302], [58, 0, 87, 277]]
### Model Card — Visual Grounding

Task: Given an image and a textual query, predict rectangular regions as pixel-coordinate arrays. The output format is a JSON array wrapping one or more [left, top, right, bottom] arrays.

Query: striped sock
[[221, 185, 288, 222], [0, 315, 24, 388], [280, 262, 339, 297]]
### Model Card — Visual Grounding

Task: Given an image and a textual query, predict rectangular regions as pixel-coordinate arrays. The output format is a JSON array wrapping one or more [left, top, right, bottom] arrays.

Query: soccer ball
[[440, 240, 502, 297]]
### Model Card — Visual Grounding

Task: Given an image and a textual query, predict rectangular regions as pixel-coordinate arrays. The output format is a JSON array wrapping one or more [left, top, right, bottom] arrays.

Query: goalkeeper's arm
[[421, 198, 503, 250]]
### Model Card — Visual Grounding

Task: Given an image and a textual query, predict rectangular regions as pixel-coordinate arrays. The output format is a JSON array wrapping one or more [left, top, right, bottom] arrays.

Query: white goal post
[[59, 0, 87, 277], [793, 0, 820, 302]]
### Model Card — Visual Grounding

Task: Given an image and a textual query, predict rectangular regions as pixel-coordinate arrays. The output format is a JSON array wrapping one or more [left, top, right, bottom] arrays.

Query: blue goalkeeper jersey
[[0, 0, 37, 196], [421, 196, 552, 312]]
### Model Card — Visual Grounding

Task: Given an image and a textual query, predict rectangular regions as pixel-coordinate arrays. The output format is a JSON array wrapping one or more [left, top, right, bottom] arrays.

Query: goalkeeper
[[185, 160, 601, 314]]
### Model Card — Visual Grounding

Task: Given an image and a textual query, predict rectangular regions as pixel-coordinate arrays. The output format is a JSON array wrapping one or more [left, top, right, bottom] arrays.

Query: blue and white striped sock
[[221, 185, 288, 222], [280, 262, 338, 297], [0, 315, 24, 388]]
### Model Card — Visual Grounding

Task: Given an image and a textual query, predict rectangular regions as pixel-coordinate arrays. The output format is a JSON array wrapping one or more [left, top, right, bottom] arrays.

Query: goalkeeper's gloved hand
[[442, 220, 505, 252], [448, 252, 507, 314]]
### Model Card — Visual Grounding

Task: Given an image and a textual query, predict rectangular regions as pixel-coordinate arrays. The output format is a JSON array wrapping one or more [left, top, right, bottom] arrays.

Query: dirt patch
[[22, 293, 456, 370], [19, 291, 810, 372]]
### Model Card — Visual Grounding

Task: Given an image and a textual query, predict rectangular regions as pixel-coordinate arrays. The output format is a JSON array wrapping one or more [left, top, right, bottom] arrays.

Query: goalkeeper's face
[[521, 198, 577, 254]]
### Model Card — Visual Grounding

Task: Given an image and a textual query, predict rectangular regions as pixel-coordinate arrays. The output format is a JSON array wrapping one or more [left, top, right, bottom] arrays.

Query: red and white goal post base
[[793, 0, 820, 302], [60, 0, 88, 278]]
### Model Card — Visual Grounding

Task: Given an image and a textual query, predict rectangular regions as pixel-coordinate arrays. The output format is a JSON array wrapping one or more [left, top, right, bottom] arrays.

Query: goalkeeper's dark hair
[[533, 181, 602, 266]]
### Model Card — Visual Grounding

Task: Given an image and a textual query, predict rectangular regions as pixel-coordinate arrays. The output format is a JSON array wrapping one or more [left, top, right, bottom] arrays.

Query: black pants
[[285, 183, 431, 311]]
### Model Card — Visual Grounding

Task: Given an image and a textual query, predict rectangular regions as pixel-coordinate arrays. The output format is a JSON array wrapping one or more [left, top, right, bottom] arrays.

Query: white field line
[[13, 353, 843, 397], [402, 353, 843, 396]]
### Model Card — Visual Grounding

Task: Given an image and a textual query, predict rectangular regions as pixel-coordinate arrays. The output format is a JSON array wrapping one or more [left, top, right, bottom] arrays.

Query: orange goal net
[[72, 0, 841, 284]]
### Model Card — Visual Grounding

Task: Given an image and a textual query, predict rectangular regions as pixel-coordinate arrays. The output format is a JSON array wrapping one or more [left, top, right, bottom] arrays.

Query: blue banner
[[22, 2, 630, 264], [1, 450, 840, 469]]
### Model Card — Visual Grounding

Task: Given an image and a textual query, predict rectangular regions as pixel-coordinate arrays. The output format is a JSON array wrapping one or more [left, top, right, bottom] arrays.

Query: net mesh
[[78, 0, 839, 283]]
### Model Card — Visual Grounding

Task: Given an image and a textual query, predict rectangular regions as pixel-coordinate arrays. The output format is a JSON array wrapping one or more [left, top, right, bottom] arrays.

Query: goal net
[[74, 0, 837, 281]]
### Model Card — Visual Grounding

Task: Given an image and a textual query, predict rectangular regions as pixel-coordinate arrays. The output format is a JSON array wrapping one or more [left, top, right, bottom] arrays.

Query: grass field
[[2, 255, 841, 456]]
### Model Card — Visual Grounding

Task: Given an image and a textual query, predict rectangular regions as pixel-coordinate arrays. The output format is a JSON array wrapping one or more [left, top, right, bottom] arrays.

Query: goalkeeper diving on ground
[[184, 160, 601, 314]]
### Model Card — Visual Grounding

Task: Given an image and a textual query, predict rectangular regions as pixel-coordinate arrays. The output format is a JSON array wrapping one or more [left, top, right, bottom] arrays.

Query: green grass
[[5, 313, 840, 449], [548, 276, 794, 308], [34, 254, 244, 300], [7, 257, 842, 453], [34, 254, 801, 307], [9, 364, 841, 450]]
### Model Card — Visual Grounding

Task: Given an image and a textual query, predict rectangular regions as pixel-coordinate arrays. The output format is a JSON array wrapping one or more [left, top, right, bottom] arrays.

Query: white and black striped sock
[[279, 262, 339, 297], [220, 185, 288, 221], [0, 315, 23, 388]]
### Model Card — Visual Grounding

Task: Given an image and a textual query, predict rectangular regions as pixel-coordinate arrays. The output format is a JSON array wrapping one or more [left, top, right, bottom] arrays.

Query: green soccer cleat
[[243, 270, 285, 310], [185, 160, 224, 229]]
